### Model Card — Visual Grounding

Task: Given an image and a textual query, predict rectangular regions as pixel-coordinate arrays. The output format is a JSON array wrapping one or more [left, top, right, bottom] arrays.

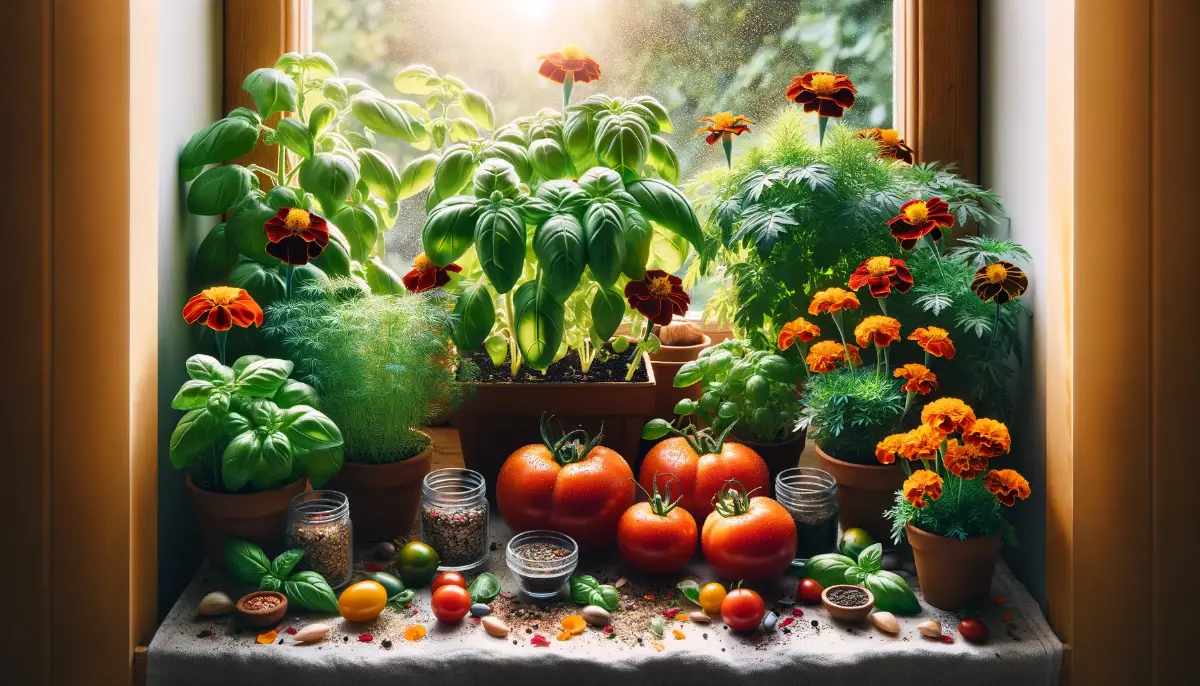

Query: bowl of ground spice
[[236, 591, 288, 628], [506, 530, 578, 599], [820, 584, 874, 623]]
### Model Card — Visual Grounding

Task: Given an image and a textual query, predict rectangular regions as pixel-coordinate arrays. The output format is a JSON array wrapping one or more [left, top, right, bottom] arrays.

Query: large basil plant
[[169, 354, 344, 493], [422, 95, 707, 376]]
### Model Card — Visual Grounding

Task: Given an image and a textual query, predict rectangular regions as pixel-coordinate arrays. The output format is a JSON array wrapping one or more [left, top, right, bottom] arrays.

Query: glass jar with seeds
[[286, 490, 352, 588], [506, 530, 578, 598], [420, 468, 489, 571], [775, 467, 838, 563]]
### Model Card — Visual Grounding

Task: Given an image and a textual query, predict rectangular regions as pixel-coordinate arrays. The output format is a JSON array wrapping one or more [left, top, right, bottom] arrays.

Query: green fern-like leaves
[[886, 474, 1019, 547], [801, 366, 905, 464]]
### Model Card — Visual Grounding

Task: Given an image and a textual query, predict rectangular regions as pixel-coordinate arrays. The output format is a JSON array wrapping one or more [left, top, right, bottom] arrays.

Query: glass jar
[[286, 490, 352, 588], [420, 468, 489, 571], [506, 530, 578, 599], [775, 467, 838, 563]]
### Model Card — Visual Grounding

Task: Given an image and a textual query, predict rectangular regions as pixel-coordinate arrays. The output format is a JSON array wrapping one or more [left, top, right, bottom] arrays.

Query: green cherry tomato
[[839, 528, 876, 560], [395, 541, 441, 587], [698, 582, 727, 615]]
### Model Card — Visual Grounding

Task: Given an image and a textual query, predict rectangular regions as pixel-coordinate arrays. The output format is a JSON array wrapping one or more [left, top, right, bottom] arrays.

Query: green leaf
[[472, 158, 521, 199], [631, 96, 673, 133], [355, 148, 403, 203], [259, 574, 284, 592], [350, 93, 428, 143], [647, 223, 689, 274], [624, 178, 705, 264], [577, 167, 625, 199], [862, 570, 921, 615], [187, 164, 254, 216], [179, 117, 260, 178], [322, 79, 349, 107], [676, 578, 701, 605], [171, 380, 216, 410], [387, 588, 417, 612], [299, 445, 343, 489], [801, 553, 856, 588], [270, 548, 305, 579], [595, 112, 651, 173], [452, 282, 496, 352], [535, 180, 589, 214], [185, 354, 231, 384], [222, 539, 271, 585], [332, 203, 379, 263], [590, 286, 624, 342], [299, 153, 358, 216], [673, 360, 705, 388], [221, 431, 262, 491], [168, 408, 220, 470], [232, 355, 265, 376], [234, 358, 294, 398], [301, 52, 338, 77], [458, 88, 496, 130], [620, 208, 653, 281], [193, 223, 240, 284], [485, 335, 508, 366], [449, 117, 480, 142], [308, 101, 337, 136], [273, 117, 314, 159], [242, 68, 297, 119], [260, 431, 294, 480], [227, 107, 261, 127], [647, 135, 680, 184], [474, 205, 526, 293], [528, 138, 571, 180], [650, 616, 666, 638], [433, 145, 476, 198], [398, 153, 438, 201], [857, 543, 883, 573], [273, 379, 319, 409], [224, 192, 274, 263], [393, 64, 441, 95], [365, 256, 406, 295], [281, 405, 344, 451], [532, 213, 586, 301], [312, 224, 352, 277], [230, 262, 286, 308], [642, 418, 673, 441], [582, 202, 625, 288], [478, 141, 532, 182], [422, 195, 479, 267], [467, 572, 502, 604], [283, 570, 339, 614], [514, 281, 565, 370], [568, 575, 620, 611]]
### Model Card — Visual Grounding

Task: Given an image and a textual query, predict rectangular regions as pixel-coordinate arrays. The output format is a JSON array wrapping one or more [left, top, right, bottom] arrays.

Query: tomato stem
[[632, 473, 683, 516], [710, 479, 758, 517], [540, 414, 604, 465]]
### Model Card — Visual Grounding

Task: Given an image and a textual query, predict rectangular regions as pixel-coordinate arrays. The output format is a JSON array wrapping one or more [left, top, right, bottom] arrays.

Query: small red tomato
[[720, 587, 765, 632], [958, 618, 989, 644], [797, 578, 823, 604], [431, 571, 467, 592], [431, 585, 471, 623]]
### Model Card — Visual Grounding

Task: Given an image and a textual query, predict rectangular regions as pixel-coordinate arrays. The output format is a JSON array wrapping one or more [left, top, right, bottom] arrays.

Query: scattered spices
[[343, 636, 349, 642], [811, 620, 819, 628], [603, 626, 614, 634], [1002, 613, 1014, 623], [939, 634, 956, 644], [562, 616, 587, 635], [243, 594, 282, 612], [381, 639, 393, 649], [284, 626, 297, 635], [791, 608, 804, 617], [531, 634, 550, 647], [662, 608, 681, 619], [196, 629, 213, 639], [994, 596, 1007, 605], [826, 587, 870, 607], [403, 625, 427, 642], [421, 472, 489, 568], [779, 617, 795, 629], [672, 629, 686, 640], [644, 593, 656, 601], [287, 492, 352, 588], [256, 630, 278, 645], [363, 562, 383, 573], [652, 641, 664, 652], [358, 633, 373, 643], [665, 593, 675, 600], [556, 631, 572, 641]]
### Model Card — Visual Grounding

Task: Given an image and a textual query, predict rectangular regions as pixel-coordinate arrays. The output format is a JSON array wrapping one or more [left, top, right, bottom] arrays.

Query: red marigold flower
[[887, 198, 954, 250], [984, 469, 1031, 506], [695, 112, 754, 145], [625, 269, 690, 326], [537, 44, 601, 84], [971, 260, 1029, 304], [848, 256, 914, 298], [182, 286, 264, 331], [894, 363, 939, 395], [903, 470, 944, 509], [854, 315, 902, 348], [785, 71, 857, 118], [778, 317, 821, 351], [264, 207, 330, 266], [856, 128, 916, 164], [909, 326, 956, 359], [402, 252, 462, 293]]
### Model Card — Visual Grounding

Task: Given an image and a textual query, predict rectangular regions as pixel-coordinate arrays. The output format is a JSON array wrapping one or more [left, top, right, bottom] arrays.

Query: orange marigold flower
[[909, 326, 956, 359], [962, 417, 1012, 457], [808, 287, 860, 316], [894, 363, 939, 395], [875, 433, 906, 465], [182, 286, 264, 331], [778, 317, 820, 351], [402, 252, 462, 293], [943, 439, 989, 479], [971, 260, 1029, 304], [537, 44, 601, 84], [900, 424, 944, 462], [806, 340, 861, 373], [785, 71, 857, 118], [984, 469, 1031, 506], [903, 470, 944, 509], [856, 128, 916, 164], [848, 255, 914, 298], [695, 112, 753, 145], [921, 397, 977, 435], [854, 315, 902, 348], [264, 207, 330, 266], [887, 198, 954, 250]]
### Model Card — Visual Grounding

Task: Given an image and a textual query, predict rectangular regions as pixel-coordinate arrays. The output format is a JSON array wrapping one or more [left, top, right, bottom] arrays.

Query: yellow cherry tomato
[[338, 580, 387, 622], [698, 582, 727, 615]]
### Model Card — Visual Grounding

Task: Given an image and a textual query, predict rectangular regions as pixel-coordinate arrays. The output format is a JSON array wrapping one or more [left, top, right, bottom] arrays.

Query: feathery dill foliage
[[887, 474, 1018, 546], [801, 366, 905, 463], [265, 279, 461, 464]]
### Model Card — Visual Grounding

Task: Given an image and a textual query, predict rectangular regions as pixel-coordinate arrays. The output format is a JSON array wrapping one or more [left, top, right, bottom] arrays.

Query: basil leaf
[[801, 553, 856, 589], [168, 408, 220, 470], [857, 543, 883, 573], [532, 213, 586, 301], [844, 567, 868, 584], [650, 616, 666, 638], [179, 117, 260, 179], [234, 358, 294, 398], [672, 360, 705, 388], [468, 572, 502, 604], [283, 570, 339, 614], [171, 380, 216, 411], [862, 570, 921, 615], [592, 585, 620, 612], [589, 286, 625, 342], [186, 354, 232, 384], [676, 578, 701, 606], [474, 205, 527, 294], [642, 418, 673, 441], [280, 405, 344, 451], [242, 68, 297, 119], [513, 281, 564, 371], [259, 574, 284, 592], [451, 282, 496, 353], [388, 589, 416, 612], [187, 164, 255, 216], [222, 539, 270, 585], [568, 575, 600, 605], [270, 548, 305, 579], [273, 379, 320, 410]]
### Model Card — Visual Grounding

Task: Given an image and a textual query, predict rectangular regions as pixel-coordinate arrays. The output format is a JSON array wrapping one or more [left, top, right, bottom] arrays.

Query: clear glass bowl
[[505, 530, 579, 599]]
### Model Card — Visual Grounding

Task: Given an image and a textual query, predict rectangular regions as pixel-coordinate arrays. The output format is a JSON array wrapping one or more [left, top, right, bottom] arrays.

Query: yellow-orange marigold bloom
[[695, 112, 754, 145], [537, 44, 601, 84], [854, 315, 902, 348], [943, 439, 989, 479], [984, 469, 1031, 506], [894, 363, 938, 395], [903, 470, 944, 509], [921, 397, 977, 435], [808, 287, 860, 316], [806, 340, 861, 373], [962, 417, 1012, 457], [876, 433, 906, 465], [857, 128, 916, 164], [909, 326, 956, 359], [900, 424, 944, 462], [778, 317, 821, 351]]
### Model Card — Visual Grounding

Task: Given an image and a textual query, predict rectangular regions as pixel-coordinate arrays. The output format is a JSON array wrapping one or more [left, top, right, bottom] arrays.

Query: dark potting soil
[[465, 350, 650, 384]]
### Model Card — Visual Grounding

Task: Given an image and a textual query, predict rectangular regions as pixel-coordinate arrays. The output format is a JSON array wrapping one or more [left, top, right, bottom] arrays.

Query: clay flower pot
[[816, 445, 906, 544], [907, 523, 1001, 611], [734, 427, 808, 490], [187, 476, 306, 565], [325, 432, 434, 543], [235, 590, 288, 628], [821, 584, 875, 623], [648, 334, 711, 420]]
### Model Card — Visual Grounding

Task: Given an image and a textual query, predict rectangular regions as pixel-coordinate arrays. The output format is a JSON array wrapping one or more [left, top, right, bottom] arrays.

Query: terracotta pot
[[187, 476, 306, 565], [735, 428, 808, 492], [235, 591, 288, 628], [907, 523, 1001, 610], [816, 445, 906, 544], [820, 584, 875, 623], [648, 334, 711, 419], [452, 364, 656, 503], [325, 434, 433, 543]]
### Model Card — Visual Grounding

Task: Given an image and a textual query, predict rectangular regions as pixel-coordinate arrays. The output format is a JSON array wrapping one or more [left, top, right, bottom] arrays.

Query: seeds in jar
[[421, 501, 488, 568], [513, 542, 572, 595], [287, 520, 351, 587]]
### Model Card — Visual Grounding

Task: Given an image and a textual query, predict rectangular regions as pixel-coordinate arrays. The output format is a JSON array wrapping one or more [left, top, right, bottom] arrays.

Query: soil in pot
[[816, 446, 906, 545], [907, 524, 1001, 611], [187, 476, 306, 565], [468, 350, 649, 384], [325, 437, 434, 543], [736, 427, 809, 490]]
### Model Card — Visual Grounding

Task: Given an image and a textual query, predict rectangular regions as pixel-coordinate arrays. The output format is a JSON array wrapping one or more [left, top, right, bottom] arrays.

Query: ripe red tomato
[[497, 422, 634, 551], [958, 618, 989, 644], [797, 578, 823, 604], [639, 436, 768, 520], [616, 475, 698, 573], [430, 584, 471, 623], [701, 481, 796, 580], [720, 587, 766, 632], [431, 571, 467, 592]]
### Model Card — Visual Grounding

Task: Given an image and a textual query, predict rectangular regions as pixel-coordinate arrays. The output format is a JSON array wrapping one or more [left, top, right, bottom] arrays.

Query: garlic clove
[[293, 623, 331, 643], [197, 591, 235, 616], [871, 611, 900, 634], [482, 615, 510, 638], [917, 619, 943, 638]]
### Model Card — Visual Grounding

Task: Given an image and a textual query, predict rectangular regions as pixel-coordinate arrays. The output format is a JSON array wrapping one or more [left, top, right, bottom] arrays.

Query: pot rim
[[185, 474, 307, 502], [905, 522, 1004, 548], [465, 357, 657, 388], [338, 429, 434, 469]]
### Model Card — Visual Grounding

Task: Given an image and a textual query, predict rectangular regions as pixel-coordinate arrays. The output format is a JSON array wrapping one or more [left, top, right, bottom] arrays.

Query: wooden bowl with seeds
[[821, 584, 874, 623], [236, 591, 288, 628]]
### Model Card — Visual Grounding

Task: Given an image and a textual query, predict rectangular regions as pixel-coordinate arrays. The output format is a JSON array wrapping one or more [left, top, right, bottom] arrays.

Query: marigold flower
[[182, 286, 264, 331], [854, 315, 902, 348], [625, 269, 690, 326], [264, 207, 330, 266], [887, 198, 954, 250], [806, 340, 861, 373], [695, 112, 753, 145], [984, 469, 1031, 506], [962, 417, 1012, 457], [537, 44, 601, 84], [808, 287, 860, 316], [921, 397, 977, 435], [943, 439, 989, 479], [903, 470, 944, 509], [778, 317, 820, 351], [971, 260, 1029, 304], [875, 433, 906, 465], [402, 252, 462, 293], [856, 128, 915, 164], [894, 363, 938, 395], [784, 71, 857, 118], [848, 256, 914, 298], [900, 424, 944, 462], [909, 326, 956, 359]]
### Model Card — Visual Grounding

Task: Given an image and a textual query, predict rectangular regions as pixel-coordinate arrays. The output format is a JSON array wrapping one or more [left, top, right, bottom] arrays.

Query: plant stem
[[982, 300, 1002, 360], [722, 134, 733, 169], [625, 318, 653, 381], [505, 289, 520, 378], [285, 263, 295, 299], [214, 329, 228, 367], [830, 311, 854, 368], [562, 71, 574, 112], [276, 142, 286, 190], [875, 296, 888, 315], [818, 116, 829, 145]]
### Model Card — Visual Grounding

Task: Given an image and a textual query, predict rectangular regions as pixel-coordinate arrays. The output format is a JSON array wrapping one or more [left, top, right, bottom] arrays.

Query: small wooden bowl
[[236, 591, 288, 628], [821, 584, 875, 623]]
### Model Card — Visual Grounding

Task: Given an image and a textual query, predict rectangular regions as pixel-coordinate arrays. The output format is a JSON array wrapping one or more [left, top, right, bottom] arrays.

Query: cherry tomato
[[639, 436, 769, 520], [797, 578, 824, 604], [958, 618, 989, 644], [338, 580, 388, 623], [431, 571, 467, 592], [395, 541, 440, 587], [616, 474, 698, 573], [720, 587, 765, 632], [701, 481, 797, 580], [431, 584, 472, 623], [698, 582, 727, 615]]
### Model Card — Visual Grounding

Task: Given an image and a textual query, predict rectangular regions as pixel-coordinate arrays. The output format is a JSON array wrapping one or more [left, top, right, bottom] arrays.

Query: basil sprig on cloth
[[568, 575, 620, 611], [802, 543, 921, 615], [223, 538, 338, 614]]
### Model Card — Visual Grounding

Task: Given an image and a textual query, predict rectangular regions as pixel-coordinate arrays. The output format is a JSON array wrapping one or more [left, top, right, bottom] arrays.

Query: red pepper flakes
[[284, 627, 297, 635], [411, 608, 419, 615], [779, 617, 794, 628], [358, 633, 374, 643], [938, 634, 955, 644], [644, 593, 655, 600], [531, 634, 550, 647], [665, 593, 675, 600], [993, 596, 1007, 605], [363, 563, 384, 573], [662, 608, 681, 619], [750, 632, 762, 641], [603, 626, 614, 634], [1002, 612, 1014, 623], [472, 617, 482, 623], [197, 629, 214, 639], [791, 608, 804, 617]]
